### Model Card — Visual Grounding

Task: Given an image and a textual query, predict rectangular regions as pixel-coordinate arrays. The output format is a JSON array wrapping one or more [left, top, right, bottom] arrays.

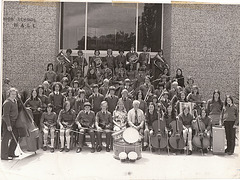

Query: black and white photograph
[[0, 0, 239, 179]]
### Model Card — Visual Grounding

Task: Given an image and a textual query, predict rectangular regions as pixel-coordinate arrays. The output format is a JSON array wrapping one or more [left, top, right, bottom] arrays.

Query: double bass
[[192, 116, 210, 152], [150, 109, 168, 151], [169, 117, 185, 150], [15, 96, 39, 152]]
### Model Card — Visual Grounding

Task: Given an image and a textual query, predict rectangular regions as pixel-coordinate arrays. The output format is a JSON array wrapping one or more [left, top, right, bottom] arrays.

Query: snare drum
[[113, 141, 142, 160], [122, 127, 140, 144], [112, 129, 124, 141]]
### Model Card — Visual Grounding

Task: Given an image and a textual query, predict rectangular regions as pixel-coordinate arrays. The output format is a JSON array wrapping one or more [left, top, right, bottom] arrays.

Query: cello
[[192, 116, 210, 153], [169, 117, 185, 150], [15, 96, 39, 152], [150, 109, 168, 152]]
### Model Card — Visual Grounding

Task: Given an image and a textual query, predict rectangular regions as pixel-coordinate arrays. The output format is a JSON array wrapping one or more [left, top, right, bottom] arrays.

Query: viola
[[192, 116, 210, 150], [150, 110, 168, 149], [169, 117, 185, 150]]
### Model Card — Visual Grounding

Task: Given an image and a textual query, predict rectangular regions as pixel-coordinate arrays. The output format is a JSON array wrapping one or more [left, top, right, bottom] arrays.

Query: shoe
[[203, 153, 207, 156], [1, 157, 13, 160], [9, 155, 19, 158], [65, 148, 70, 152], [60, 148, 64, 152], [225, 148, 229, 153], [142, 146, 148, 151], [97, 146, 102, 152], [180, 149, 184, 154], [76, 147, 82, 153], [91, 148, 95, 153], [50, 148, 54, 153], [228, 152, 233, 155], [151, 148, 156, 152], [106, 147, 110, 152], [43, 146, 47, 151], [187, 150, 192, 155]]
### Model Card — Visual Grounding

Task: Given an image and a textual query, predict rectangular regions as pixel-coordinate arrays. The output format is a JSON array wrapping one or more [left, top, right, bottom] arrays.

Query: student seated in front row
[[75, 102, 96, 153], [40, 103, 57, 153], [95, 101, 113, 152]]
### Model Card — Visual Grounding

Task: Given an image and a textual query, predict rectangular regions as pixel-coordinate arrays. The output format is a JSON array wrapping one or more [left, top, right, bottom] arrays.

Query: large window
[[61, 2, 162, 52]]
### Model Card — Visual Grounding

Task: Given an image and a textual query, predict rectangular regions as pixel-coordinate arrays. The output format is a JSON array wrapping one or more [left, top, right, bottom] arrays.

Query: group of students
[[1, 48, 239, 160]]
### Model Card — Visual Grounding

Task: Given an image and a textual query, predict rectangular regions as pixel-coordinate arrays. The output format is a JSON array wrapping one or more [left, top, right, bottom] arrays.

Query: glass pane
[[138, 3, 162, 52], [62, 2, 86, 50], [87, 3, 136, 51]]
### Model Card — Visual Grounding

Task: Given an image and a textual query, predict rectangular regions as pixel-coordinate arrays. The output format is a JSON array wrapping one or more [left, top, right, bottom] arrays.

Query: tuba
[[128, 54, 139, 64], [94, 57, 102, 68], [154, 54, 169, 72]]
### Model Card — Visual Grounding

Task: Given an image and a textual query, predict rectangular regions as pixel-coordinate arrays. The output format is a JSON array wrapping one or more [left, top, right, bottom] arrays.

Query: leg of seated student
[[96, 131, 102, 152], [77, 129, 85, 151], [60, 128, 65, 151], [65, 128, 71, 151], [187, 128, 192, 154], [50, 127, 55, 149], [43, 127, 49, 149], [105, 132, 111, 151], [88, 130, 95, 153]]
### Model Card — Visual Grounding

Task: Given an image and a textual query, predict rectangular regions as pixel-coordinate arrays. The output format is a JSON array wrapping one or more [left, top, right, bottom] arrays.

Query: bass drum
[[122, 127, 140, 144], [113, 141, 142, 160]]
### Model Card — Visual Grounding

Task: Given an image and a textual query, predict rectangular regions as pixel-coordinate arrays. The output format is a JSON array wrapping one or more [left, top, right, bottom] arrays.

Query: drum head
[[123, 127, 139, 144]]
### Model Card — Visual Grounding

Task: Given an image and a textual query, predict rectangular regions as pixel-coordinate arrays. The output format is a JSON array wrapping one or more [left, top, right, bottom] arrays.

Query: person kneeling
[[41, 104, 57, 153], [75, 102, 96, 153], [95, 101, 113, 152], [58, 101, 76, 152]]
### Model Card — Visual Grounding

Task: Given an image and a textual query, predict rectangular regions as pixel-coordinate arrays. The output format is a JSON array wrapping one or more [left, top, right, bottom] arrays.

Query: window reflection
[[62, 2, 86, 50], [86, 3, 136, 51], [138, 3, 162, 52]]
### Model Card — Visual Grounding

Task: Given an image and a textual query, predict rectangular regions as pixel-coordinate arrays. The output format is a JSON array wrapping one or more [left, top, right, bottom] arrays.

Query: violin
[[169, 117, 185, 150], [192, 116, 210, 150], [150, 109, 168, 149]]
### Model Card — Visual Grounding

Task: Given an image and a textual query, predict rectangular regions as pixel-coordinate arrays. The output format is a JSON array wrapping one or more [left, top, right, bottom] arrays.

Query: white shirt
[[127, 108, 145, 125]]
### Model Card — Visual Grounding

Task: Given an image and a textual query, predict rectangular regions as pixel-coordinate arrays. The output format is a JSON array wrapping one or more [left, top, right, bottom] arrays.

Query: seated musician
[[58, 101, 76, 152], [175, 91, 188, 115], [113, 99, 128, 131], [61, 77, 69, 95], [193, 107, 212, 155], [159, 91, 170, 113], [105, 86, 119, 115], [49, 82, 65, 115], [40, 104, 57, 152], [74, 89, 88, 114], [169, 81, 178, 101], [102, 63, 112, 81], [127, 63, 137, 81], [95, 101, 113, 152], [184, 76, 194, 96], [115, 50, 127, 70], [139, 76, 154, 99], [135, 90, 148, 113], [75, 102, 95, 153], [144, 103, 158, 150], [72, 80, 80, 96], [164, 103, 177, 129], [127, 100, 147, 149], [104, 49, 115, 74], [74, 50, 88, 76], [178, 105, 194, 155], [42, 81, 52, 96]]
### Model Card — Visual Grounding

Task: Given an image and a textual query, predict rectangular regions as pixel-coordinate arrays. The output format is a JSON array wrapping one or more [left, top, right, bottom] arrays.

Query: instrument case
[[212, 126, 225, 155]]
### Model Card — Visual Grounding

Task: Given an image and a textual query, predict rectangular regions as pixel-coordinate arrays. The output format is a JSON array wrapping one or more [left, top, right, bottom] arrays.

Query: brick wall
[[169, 4, 239, 102], [3, 1, 60, 93]]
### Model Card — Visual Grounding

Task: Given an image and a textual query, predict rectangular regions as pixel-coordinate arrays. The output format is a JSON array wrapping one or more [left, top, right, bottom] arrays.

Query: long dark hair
[[87, 68, 97, 79], [37, 85, 44, 96], [52, 82, 63, 92], [212, 89, 222, 103], [30, 88, 39, 100], [136, 90, 144, 100], [224, 95, 234, 107], [176, 68, 183, 77], [47, 63, 54, 71]]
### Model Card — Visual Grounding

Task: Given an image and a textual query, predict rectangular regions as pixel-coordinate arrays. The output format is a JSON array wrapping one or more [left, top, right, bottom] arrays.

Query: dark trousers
[[1, 121, 19, 159], [33, 113, 42, 129], [78, 129, 95, 148], [96, 132, 111, 147], [224, 121, 235, 153]]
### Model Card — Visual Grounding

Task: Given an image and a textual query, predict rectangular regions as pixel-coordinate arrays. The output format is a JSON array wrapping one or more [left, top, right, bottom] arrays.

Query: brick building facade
[[2, 2, 239, 102]]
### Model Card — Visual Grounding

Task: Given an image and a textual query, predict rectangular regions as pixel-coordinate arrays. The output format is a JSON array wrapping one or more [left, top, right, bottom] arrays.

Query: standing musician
[[1, 88, 19, 160], [119, 89, 132, 112], [113, 99, 128, 131], [126, 44, 138, 69], [152, 49, 169, 80], [127, 100, 146, 148], [74, 50, 88, 76], [102, 63, 112, 81], [99, 79, 110, 97], [144, 103, 158, 151], [40, 103, 57, 153], [95, 101, 113, 152], [42, 81, 52, 97], [49, 82, 65, 115], [58, 101, 76, 152], [55, 55, 65, 80], [88, 84, 104, 114], [175, 68, 185, 88], [104, 49, 115, 75], [89, 49, 102, 69], [138, 45, 149, 67], [75, 102, 96, 153], [65, 49, 74, 72], [178, 105, 194, 155], [43, 63, 57, 85], [105, 86, 119, 114], [115, 50, 127, 70]]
